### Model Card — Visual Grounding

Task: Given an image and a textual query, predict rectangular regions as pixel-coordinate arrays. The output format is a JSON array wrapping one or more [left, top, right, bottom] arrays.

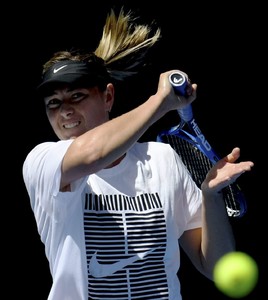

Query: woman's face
[[44, 84, 114, 140]]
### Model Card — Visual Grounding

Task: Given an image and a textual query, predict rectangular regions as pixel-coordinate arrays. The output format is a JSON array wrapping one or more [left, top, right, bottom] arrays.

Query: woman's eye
[[72, 93, 85, 101], [45, 92, 87, 109], [46, 99, 61, 109]]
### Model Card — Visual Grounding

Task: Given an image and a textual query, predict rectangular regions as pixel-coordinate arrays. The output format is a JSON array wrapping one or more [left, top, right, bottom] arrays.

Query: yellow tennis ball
[[213, 251, 258, 298]]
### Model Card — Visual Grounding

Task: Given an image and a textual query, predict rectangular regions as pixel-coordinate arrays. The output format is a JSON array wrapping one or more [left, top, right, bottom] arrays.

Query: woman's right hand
[[157, 70, 197, 112]]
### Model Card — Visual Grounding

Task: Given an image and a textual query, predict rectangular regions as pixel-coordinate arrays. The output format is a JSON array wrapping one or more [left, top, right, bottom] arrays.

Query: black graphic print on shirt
[[84, 192, 168, 300]]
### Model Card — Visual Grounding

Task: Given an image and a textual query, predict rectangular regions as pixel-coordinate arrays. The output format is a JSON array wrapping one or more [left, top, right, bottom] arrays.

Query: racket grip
[[169, 71, 188, 96], [169, 71, 193, 122]]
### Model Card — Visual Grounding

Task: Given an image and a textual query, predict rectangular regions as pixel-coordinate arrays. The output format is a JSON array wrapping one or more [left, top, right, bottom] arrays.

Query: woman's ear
[[105, 83, 115, 112]]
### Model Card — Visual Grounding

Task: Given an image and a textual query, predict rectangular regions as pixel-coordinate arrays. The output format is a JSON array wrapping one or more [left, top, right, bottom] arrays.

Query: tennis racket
[[156, 71, 247, 218]]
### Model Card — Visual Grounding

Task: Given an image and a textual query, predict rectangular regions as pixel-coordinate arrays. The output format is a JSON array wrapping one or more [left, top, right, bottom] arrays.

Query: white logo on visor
[[53, 65, 67, 73]]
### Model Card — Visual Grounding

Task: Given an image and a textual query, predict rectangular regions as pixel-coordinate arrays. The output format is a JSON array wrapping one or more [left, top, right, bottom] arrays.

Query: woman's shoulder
[[24, 140, 73, 164], [132, 141, 176, 157]]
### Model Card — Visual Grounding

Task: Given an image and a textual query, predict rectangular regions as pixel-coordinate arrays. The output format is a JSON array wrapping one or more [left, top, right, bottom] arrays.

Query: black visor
[[37, 60, 109, 96]]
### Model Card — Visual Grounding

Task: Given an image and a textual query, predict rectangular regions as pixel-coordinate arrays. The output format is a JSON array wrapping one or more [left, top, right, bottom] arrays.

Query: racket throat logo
[[190, 119, 212, 151]]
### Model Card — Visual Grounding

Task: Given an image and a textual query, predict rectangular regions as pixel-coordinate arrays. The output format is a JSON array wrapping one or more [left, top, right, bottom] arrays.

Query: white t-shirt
[[23, 140, 202, 300]]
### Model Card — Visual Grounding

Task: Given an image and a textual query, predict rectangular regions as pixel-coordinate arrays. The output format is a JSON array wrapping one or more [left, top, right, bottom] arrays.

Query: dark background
[[7, 0, 265, 299]]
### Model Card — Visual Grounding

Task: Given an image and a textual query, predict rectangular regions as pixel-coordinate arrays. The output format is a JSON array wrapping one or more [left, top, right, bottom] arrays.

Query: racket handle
[[169, 71, 193, 122]]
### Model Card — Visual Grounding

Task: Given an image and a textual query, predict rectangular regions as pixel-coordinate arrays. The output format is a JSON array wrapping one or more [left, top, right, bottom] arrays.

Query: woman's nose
[[60, 103, 74, 118]]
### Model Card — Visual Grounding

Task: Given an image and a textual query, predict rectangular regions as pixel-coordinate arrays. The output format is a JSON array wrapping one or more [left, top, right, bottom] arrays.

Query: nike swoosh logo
[[89, 246, 163, 278], [173, 77, 183, 84], [53, 65, 67, 73]]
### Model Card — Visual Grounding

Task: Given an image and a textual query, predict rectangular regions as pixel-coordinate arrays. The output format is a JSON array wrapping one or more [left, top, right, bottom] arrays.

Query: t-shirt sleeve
[[173, 147, 202, 232], [154, 142, 203, 235], [22, 140, 75, 216]]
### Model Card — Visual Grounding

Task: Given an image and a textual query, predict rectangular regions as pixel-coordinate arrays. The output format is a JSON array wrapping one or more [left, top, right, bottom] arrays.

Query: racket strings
[[160, 134, 244, 218], [167, 135, 211, 185]]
